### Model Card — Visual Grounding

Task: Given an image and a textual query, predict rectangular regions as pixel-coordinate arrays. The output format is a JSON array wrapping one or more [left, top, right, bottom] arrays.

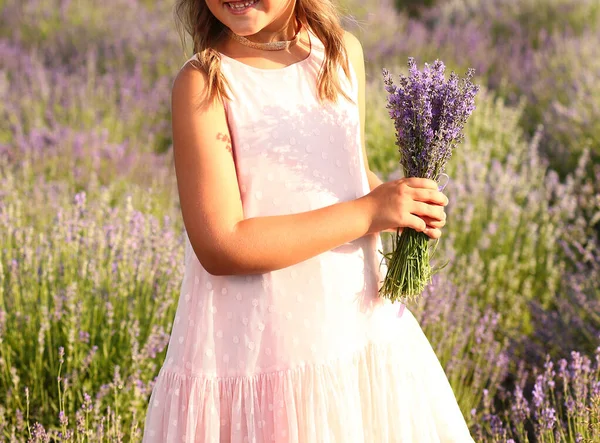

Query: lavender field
[[1, 0, 599, 441]]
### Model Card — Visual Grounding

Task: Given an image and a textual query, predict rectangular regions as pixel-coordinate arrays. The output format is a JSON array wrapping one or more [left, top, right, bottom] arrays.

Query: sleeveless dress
[[142, 30, 474, 443]]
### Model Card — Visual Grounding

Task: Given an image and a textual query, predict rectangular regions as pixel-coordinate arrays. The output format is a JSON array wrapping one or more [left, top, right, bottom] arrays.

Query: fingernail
[[437, 173, 450, 191]]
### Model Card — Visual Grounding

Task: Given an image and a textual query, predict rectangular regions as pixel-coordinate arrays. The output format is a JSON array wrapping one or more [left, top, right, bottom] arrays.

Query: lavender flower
[[383, 58, 479, 182], [532, 375, 545, 409], [539, 407, 557, 430], [59, 410, 68, 427], [510, 386, 530, 423], [379, 58, 480, 301]]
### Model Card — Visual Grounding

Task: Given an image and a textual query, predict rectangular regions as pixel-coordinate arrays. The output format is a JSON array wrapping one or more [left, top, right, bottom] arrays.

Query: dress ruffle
[[143, 310, 474, 443]]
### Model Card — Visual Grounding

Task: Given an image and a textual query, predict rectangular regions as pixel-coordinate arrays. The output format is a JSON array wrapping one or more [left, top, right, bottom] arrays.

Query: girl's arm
[[343, 31, 374, 192], [367, 170, 384, 191], [344, 31, 399, 235]]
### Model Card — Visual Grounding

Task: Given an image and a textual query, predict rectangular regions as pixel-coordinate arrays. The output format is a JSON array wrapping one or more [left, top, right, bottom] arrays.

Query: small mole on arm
[[217, 132, 233, 155]]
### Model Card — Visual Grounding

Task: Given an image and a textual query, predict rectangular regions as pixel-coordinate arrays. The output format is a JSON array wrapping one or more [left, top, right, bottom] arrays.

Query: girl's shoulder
[[173, 55, 225, 115], [341, 30, 364, 70], [179, 53, 204, 74]]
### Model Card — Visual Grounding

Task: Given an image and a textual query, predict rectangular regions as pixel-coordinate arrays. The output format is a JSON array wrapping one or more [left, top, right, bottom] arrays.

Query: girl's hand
[[362, 177, 448, 239]]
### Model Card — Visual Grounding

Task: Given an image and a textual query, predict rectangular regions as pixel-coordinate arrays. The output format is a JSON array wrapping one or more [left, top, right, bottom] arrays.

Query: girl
[[143, 0, 474, 441]]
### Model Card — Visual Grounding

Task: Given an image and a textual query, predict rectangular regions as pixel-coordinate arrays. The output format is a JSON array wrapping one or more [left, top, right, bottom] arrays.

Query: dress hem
[[143, 327, 475, 443]]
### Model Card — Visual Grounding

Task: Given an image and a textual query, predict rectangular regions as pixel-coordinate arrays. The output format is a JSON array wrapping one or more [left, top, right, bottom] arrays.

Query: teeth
[[228, 0, 256, 9]]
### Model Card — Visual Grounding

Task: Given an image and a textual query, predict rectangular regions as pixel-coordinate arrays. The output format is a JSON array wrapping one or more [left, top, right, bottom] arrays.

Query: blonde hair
[[174, 0, 353, 107]]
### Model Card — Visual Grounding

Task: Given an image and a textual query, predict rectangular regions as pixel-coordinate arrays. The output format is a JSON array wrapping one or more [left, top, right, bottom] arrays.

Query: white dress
[[142, 29, 475, 443]]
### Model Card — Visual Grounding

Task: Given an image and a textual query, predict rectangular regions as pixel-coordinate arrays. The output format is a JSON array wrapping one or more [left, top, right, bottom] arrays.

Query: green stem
[[378, 228, 434, 302]]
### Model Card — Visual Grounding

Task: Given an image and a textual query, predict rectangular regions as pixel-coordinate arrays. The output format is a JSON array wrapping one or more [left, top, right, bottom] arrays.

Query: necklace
[[225, 22, 302, 51]]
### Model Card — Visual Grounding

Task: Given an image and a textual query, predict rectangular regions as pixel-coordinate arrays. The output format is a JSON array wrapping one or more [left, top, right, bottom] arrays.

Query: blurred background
[[0, 0, 598, 441]]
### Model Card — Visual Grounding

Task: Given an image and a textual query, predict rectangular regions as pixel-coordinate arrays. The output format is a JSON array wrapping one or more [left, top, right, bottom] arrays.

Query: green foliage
[[0, 175, 184, 434], [441, 88, 562, 337], [527, 31, 600, 177], [411, 275, 509, 429], [438, 0, 600, 46]]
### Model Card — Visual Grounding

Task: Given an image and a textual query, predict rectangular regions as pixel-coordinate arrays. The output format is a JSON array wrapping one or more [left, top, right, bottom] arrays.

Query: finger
[[403, 177, 438, 190], [411, 188, 449, 206], [421, 217, 446, 229], [411, 202, 445, 221], [422, 211, 447, 224], [404, 214, 427, 233], [424, 227, 442, 239]]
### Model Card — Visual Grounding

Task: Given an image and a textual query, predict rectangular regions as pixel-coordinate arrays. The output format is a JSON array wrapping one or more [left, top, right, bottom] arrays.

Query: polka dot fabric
[[142, 30, 474, 442]]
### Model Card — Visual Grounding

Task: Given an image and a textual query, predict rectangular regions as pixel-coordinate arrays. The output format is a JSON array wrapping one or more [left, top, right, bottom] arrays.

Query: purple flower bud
[[59, 410, 68, 427], [382, 58, 479, 181], [532, 375, 545, 409], [540, 407, 556, 430]]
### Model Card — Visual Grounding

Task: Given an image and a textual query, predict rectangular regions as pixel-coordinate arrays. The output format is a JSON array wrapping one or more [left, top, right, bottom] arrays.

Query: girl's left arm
[[344, 31, 397, 234], [342, 31, 385, 193], [367, 170, 384, 191]]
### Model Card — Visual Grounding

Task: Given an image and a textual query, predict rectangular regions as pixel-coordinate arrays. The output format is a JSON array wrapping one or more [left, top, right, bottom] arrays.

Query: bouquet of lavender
[[379, 58, 479, 302]]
